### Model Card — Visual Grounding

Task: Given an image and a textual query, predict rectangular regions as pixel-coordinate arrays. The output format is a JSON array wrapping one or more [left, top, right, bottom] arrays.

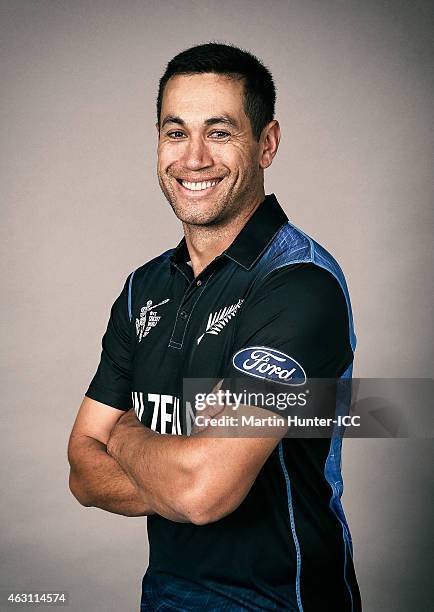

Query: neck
[[183, 190, 265, 277]]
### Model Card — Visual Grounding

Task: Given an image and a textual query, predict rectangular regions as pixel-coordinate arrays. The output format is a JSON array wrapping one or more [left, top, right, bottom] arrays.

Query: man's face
[[157, 73, 264, 227]]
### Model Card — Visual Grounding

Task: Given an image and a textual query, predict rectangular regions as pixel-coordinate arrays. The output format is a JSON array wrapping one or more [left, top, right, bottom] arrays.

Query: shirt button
[[179, 310, 188, 320], [196, 280, 202, 287]]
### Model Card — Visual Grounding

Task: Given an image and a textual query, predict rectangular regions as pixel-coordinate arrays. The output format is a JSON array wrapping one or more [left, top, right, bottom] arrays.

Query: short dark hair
[[157, 42, 276, 141]]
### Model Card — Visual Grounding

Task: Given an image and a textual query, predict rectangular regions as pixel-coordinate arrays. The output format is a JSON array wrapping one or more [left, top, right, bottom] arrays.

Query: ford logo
[[232, 346, 306, 386]]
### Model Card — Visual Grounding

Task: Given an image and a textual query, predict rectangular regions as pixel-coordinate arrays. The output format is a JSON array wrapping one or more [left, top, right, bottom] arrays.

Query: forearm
[[107, 425, 199, 522], [68, 435, 155, 517], [107, 406, 284, 526]]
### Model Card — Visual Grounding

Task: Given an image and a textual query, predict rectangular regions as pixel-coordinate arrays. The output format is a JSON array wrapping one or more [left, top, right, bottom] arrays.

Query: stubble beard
[[157, 168, 260, 229]]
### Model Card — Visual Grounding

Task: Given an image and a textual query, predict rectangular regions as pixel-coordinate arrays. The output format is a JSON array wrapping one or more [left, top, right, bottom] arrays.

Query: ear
[[259, 120, 280, 169], [156, 122, 160, 137]]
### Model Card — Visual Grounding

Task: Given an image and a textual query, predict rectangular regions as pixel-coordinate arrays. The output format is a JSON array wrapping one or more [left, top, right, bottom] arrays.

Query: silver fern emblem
[[197, 299, 244, 344]]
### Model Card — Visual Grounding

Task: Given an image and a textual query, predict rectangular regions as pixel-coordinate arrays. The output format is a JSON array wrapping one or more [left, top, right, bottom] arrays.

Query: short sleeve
[[85, 275, 133, 410], [222, 263, 353, 410]]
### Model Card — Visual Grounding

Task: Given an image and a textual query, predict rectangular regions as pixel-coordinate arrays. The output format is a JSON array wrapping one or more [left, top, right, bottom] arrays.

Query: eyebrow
[[205, 115, 239, 129], [160, 114, 239, 129]]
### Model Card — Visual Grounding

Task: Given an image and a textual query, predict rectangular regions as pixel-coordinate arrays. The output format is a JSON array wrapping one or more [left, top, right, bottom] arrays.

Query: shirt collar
[[170, 193, 288, 271]]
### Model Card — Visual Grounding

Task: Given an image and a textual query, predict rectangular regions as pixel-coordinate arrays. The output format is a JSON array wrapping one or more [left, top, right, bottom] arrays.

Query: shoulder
[[249, 219, 354, 325], [114, 248, 175, 323], [257, 262, 347, 305], [232, 267, 353, 379], [242, 262, 349, 333], [238, 219, 355, 348], [129, 248, 174, 285], [257, 220, 348, 287]]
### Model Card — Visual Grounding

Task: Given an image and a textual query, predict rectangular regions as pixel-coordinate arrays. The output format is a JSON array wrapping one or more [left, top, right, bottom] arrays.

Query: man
[[68, 43, 361, 611]]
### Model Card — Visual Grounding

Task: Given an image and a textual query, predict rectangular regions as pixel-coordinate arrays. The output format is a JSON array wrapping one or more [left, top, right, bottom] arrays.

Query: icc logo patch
[[135, 298, 170, 342]]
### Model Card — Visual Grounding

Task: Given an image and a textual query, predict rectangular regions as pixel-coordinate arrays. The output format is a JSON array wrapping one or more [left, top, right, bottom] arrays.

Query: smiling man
[[68, 43, 362, 611]]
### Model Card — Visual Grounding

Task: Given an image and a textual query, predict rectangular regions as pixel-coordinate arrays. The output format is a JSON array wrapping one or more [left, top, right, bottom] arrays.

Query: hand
[[107, 409, 145, 459]]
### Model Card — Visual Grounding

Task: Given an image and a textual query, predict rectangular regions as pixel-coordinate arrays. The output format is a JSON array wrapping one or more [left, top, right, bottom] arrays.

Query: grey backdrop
[[1, 1, 433, 611]]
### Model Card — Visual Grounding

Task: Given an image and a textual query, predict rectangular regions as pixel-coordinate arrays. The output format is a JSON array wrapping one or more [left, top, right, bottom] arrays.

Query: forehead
[[161, 73, 246, 123]]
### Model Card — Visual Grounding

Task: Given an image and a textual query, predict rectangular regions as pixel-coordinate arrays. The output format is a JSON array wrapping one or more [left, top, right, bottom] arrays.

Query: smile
[[177, 178, 222, 192]]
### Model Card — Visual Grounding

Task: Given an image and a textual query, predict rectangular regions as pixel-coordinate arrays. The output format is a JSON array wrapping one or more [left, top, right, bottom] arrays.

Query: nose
[[182, 134, 213, 171]]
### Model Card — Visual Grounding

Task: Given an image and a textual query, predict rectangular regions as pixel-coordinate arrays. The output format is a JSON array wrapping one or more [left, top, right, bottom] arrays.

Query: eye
[[209, 130, 230, 139], [167, 130, 186, 139]]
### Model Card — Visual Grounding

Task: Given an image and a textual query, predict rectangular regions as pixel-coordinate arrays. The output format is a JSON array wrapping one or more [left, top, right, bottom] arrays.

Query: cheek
[[226, 141, 257, 166], [214, 147, 248, 172], [157, 144, 180, 170], [231, 151, 257, 180]]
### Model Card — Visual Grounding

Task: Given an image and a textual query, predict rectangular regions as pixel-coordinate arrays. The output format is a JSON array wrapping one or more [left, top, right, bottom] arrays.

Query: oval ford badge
[[232, 346, 306, 386]]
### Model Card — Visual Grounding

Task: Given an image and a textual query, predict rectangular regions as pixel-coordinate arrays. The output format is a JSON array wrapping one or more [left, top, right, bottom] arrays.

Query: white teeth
[[181, 179, 219, 191]]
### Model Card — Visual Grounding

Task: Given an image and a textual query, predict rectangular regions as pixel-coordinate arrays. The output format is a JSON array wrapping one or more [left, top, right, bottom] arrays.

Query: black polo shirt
[[86, 194, 361, 611]]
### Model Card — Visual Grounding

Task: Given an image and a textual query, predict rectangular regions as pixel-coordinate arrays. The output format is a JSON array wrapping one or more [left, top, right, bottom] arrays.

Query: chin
[[167, 194, 227, 226], [172, 207, 223, 227]]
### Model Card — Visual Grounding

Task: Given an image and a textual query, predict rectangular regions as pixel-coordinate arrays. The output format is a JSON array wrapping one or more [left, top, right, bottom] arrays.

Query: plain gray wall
[[1, 1, 433, 610]]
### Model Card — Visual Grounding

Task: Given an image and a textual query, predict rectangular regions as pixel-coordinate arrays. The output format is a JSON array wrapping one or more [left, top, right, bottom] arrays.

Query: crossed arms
[[67, 396, 286, 524]]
